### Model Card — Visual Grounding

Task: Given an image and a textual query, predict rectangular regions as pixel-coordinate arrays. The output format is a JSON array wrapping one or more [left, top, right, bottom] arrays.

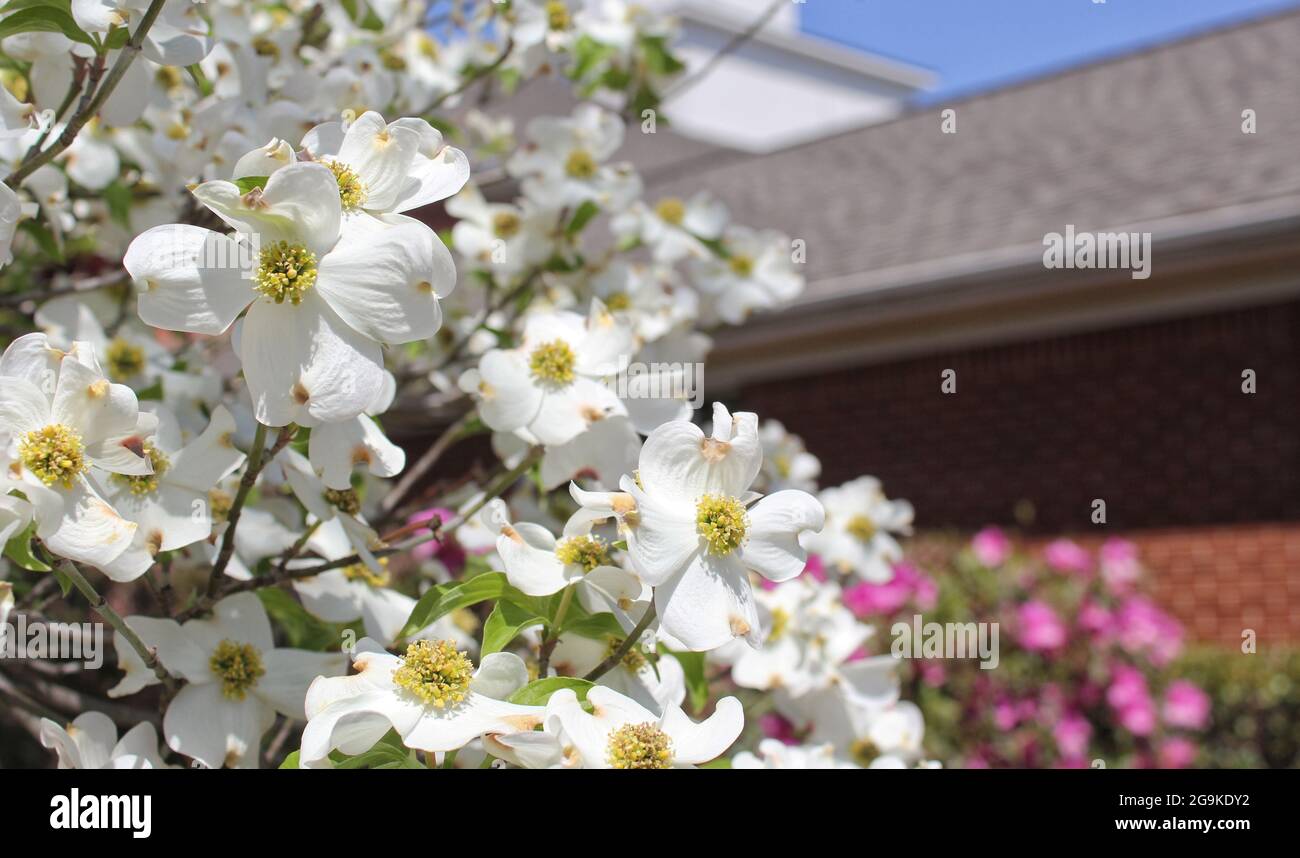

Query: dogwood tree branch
[[5, 0, 169, 186], [58, 561, 176, 693], [208, 423, 296, 592], [583, 601, 657, 682]]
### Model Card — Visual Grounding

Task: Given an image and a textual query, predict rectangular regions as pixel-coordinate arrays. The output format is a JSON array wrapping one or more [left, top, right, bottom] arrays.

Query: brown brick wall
[[736, 299, 1300, 641]]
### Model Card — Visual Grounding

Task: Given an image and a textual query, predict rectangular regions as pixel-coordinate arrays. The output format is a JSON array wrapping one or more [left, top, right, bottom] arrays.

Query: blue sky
[[799, 0, 1300, 103]]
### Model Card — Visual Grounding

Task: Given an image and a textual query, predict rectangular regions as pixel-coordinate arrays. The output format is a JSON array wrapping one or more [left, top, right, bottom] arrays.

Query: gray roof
[[646, 10, 1300, 314]]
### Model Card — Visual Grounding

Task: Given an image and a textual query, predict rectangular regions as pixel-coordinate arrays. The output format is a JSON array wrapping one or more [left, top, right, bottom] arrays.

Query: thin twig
[[661, 0, 785, 103], [59, 561, 176, 692], [208, 423, 296, 592], [380, 409, 477, 519], [5, 0, 169, 186], [424, 38, 514, 113]]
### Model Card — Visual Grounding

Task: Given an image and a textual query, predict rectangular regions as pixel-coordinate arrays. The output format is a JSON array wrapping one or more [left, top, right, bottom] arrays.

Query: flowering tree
[[0, 0, 936, 770]]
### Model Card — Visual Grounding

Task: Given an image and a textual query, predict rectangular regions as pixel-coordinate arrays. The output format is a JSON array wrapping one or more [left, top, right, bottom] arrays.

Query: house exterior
[[641, 10, 1300, 645]]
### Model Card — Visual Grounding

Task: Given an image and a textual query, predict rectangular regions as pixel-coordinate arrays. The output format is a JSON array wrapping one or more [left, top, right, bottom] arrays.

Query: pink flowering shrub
[[841, 530, 1210, 768]]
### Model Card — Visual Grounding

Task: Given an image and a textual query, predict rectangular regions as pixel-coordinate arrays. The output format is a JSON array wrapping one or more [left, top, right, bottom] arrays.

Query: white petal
[[654, 551, 759, 651], [740, 490, 824, 583], [469, 651, 530, 700], [124, 225, 254, 335], [661, 696, 743, 765], [473, 349, 543, 433], [257, 648, 349, 719], [164, 682, 273, 769], [239, 292, 384, 426], [315, 215, 445, 344], [192, 162, 340, 256]]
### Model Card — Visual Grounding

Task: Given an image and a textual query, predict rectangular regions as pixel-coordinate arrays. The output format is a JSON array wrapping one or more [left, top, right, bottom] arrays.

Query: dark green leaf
[[508, 676, 594, 706], [3, 520, 50, 572], [256, 588, 341, 651], [398, 571, 514, 639], [234, 175, 269, 194], [667, 649, 709, 713], [566, 200, 600, 236], [0, 6, 95, 46], [481, 599, 546, 656]]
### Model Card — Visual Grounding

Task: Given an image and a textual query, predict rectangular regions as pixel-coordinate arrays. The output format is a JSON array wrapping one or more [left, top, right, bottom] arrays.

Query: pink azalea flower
[[1016, 600, 1068, 651], [1099, 538, 1141, 594], [1044, 539, 1092, 574], [407, 507, 465, 571], [1114, 597, 1183, 665], [1053, 711, 1093, 758], [1157, 737, 1198, 769], [971, 526, 1012, 566], [1162, 680, 1211, 731]]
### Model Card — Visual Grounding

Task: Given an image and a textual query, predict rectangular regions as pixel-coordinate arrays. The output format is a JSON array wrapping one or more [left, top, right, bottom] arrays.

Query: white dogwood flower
[[732, 739, 860, 770], [124, 160, 455, 426], [300, 637, 545, 766], [0, 334, 154, 574], [40, 711, 171, 769], [507, 104, 641, 210], [0, 180, 20, 269], [306, 371, 405, 490], [299, 110, 470, 218], [604, 403, 825, 650], [112, 593, 346, 768], [690, 225, 804, 325], [545, 685, 742, 768], [459, 301, 633, 447], [803, 476, 914, 582], [611, 192, 728, 264], [756, 420, 821, 494], [94, 404, 245, 581]]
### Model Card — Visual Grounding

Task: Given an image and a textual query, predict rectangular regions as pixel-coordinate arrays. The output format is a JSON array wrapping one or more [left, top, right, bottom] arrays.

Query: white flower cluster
[[0, 0, 928, 771]]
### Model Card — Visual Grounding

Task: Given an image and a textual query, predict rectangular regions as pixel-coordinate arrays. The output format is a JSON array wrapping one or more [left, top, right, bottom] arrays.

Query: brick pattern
[[736, 300, 1300, 641]]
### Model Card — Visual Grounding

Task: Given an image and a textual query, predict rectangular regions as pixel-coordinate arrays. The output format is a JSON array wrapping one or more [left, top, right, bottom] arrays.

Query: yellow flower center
[[654, 197, 685, 225], [555, 535, 610, 572], [728, 254, 754, 278], [392, 639, 474, 708], [252, 36, 280, 59], [768, 607, 791, 643], [112, 442, 169, 496], [696, 494, 748, 555], [528, 339, 576, 387], [155, 66, 184, 89], [105, 338, 146, 380], [492, 210, 522, 238], [565, 149, 597, 179], [850, 737, 879, 767], [324, 158, 367, 212], [606, 722, 672, 769], [546, 0, 572, 30], [604, 291, 631, 311], [342, 557, 391, 588], [773, 454, 792, 478], [846, 515, 876, 544], [208, 489, 233, 524], [19, 424, 87, 489], [253, 241, 317, 305], [209, 639, 266, 700], [324, 487, 361, 516], [604, 636, 648, 672]]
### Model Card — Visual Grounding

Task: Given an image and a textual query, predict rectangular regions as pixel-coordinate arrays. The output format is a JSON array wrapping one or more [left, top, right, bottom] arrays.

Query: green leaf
[[3, 520, 50, 572], [398, 571, 514, 640], [559, 611, 626, 640], [333, 731, 424, 769], [566, 200, 600, 236], [103, 24, 127, 50], [17, 219, 62, 263], [640, 36, 685, 76], [481, 599, 546, 656], [101, 181, 132, 229], [278, 750, 301, 769], [508, 676, 594, 706], [234, 175, 269, 194], [667, 649, 709, 713], [256, 588, 341, 651], [0, 5, 95, 46]]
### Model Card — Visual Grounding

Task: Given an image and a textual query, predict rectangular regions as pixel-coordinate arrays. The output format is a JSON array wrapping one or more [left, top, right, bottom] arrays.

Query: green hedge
[[1174, 647, 1300, 769]]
